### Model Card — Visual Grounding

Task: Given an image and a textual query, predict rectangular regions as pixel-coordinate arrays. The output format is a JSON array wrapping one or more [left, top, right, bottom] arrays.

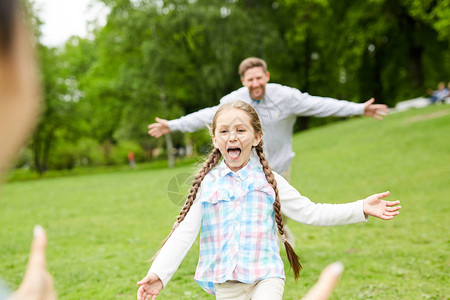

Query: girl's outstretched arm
[[137, 198, 202, 296], [274, 172, 368, 226], [363, 191, 401, 220], [137, 273, 163, 300], [274, 172, 401, 225]]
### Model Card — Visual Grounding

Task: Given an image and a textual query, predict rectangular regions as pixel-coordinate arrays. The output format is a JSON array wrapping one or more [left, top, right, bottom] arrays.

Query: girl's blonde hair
[[154, 100, 302, 279]]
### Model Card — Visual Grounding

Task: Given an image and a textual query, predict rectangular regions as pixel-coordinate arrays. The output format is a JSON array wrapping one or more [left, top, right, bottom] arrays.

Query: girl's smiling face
[[212, 108, 262, 172]]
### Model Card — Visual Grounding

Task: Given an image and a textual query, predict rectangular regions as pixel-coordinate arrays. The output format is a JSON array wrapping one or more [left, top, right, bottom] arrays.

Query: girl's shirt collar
[[215, 159, 253, 181]]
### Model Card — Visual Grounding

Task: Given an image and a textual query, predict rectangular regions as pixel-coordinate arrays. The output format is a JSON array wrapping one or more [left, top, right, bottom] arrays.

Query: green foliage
[[405, 0, 450, 41], [279, 0, 450, 104], [1, 105, 449, 299]]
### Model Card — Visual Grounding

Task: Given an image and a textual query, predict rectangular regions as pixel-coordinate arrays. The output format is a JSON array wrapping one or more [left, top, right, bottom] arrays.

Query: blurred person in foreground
[[0, 0, 56, 299], [0, 1, 343, 298]]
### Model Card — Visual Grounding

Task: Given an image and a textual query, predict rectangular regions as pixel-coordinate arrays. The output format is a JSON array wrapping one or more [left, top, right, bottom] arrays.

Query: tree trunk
[[407, 46, 424, 89], [299, 29, 312, 131], [159, 90, 175, 168], [298, 117, 310, 131], [32, 128, 53, 175], [373, 47, 384, 104], [165, 134, 175, 168]]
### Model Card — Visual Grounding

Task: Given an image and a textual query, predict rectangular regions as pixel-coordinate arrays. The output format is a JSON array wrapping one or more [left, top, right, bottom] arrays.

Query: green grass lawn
[[1, 104, 449, 299]]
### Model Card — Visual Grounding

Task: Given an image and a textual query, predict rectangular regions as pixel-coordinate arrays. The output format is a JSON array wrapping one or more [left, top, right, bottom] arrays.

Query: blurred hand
[[137, 272, 163, 300], [363, 191, 401, 220], [363, 98, 388, 120], [148, 118, 170, 138], [9, 226, 57, 300], [301, 262, 344, 300]]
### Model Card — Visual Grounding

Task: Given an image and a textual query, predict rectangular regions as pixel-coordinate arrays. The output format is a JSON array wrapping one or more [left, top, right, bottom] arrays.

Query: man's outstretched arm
[[290, 87, 388, 120], [147, 105, 220, 138]]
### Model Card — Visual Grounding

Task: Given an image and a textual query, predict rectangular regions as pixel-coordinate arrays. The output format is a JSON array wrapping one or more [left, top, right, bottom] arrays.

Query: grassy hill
[[0, 104, 449, 299]]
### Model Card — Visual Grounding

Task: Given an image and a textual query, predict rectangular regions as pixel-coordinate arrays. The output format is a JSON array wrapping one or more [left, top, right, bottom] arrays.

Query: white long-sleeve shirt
[[168, 83, 364, 174], [149, 171, 368, 288]]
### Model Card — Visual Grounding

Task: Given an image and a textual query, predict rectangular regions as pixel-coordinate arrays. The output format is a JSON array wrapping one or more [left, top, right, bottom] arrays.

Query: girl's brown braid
[[152, 148, 222, 260], [255, 143, 302, 279], [177, 148, 221, 223]]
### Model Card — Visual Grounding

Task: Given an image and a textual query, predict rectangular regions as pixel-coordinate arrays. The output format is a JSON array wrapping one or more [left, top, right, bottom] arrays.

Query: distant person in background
[[0, 0, 57, 299], [147, 57, 389, 246], [128, 151, 136, 169], [428, 82, 449, 104], [447, 82, 450, 100]]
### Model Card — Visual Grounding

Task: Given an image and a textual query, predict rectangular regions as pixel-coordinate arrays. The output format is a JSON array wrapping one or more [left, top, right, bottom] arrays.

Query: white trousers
[[215, 278, 285, 300]]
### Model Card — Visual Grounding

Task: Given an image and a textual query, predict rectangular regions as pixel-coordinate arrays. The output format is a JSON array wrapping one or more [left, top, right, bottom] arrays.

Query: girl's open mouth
[[227, 147, 241, 160]]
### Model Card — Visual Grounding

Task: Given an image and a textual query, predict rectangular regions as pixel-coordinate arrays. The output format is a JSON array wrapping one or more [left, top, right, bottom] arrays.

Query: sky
[[33, 0, 109, 46]]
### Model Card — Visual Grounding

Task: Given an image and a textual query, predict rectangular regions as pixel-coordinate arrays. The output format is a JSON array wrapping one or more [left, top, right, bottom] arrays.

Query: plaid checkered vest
[[194, 160, 285, 295]]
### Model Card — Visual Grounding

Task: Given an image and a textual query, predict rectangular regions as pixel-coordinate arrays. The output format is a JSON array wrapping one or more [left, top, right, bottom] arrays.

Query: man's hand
[[148, 118, 170, 138], [363, 98, 389, 120], [363, 191, 401, 220], [137, 272, 163, 300]]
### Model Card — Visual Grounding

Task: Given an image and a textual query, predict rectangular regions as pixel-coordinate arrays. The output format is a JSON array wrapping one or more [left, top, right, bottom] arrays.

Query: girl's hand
[[363, 191, 401, 220], [137, 272, 163, 300]]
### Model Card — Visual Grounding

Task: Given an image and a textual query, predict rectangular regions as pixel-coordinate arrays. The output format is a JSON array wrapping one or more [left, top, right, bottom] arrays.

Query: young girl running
[[137, 100, 401, 300]]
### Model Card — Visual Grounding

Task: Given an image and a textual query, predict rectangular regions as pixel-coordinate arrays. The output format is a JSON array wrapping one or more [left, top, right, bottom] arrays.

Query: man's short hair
[[238, 57, 268, 77]]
